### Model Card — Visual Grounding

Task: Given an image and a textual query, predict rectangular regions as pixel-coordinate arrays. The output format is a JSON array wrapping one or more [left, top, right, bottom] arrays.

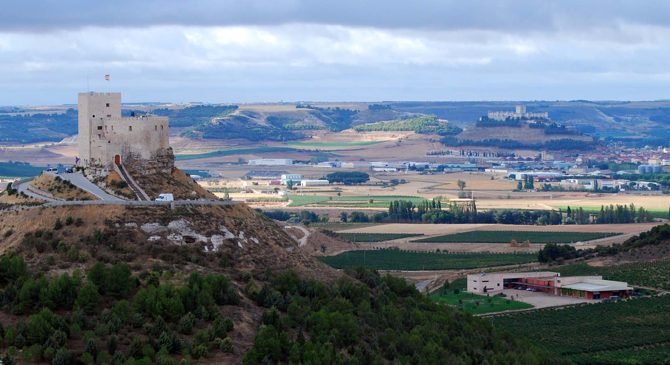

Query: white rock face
[[138, 219, 245, 252], [141, 223, 165, 234], [220, 225, 236, 239], [210, 235, 225, 252]]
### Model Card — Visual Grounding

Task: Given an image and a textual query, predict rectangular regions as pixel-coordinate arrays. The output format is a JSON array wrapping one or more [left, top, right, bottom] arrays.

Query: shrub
[[192, 344, 208, 359]]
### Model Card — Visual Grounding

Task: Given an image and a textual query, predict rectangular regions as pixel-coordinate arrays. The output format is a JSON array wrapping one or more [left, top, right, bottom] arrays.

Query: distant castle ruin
[[78, 92, 170, 168]]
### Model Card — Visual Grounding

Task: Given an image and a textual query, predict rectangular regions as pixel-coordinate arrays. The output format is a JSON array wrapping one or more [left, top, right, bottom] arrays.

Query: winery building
[[467, 271, 633, 300]]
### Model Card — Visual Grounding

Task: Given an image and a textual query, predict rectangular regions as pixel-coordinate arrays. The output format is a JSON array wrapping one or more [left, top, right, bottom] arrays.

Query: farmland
[[336, 232, 424, 242], [175, 146, 299, 161], [431, 278, 533, 314], [318, 249, 537, 270], [490, 296, 670, 364], [288, 195, 425, 208], [555, 205, 670, 219], [287, 140, 383, 148], [551, 261, 670, 290], [413, 231, 618, 244]]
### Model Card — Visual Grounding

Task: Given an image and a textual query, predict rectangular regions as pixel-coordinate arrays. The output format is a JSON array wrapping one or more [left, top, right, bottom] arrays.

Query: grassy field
[[490, 296, 670, 364], [413, 231, 618, 244], [431, 278, 533, 314], [288, 194, 425, 208], [175, 147, 299, 161], [336, 232, 424, 242], [318, 249, 537, 270], [551, 261, 670, 290]]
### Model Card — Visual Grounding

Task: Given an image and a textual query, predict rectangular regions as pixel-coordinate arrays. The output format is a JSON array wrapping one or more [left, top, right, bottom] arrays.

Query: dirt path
[[284, 225, 310, 246]]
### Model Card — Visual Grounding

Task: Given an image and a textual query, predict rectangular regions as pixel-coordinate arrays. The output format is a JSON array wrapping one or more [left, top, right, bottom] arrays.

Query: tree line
[[340, 200, 656, 225]]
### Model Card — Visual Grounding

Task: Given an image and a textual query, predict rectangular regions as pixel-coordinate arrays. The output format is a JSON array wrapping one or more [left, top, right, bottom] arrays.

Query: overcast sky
[[2, 0, 670, 105]]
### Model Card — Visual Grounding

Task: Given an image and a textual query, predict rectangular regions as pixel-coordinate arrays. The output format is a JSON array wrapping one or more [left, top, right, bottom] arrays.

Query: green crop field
[[490, 296, 670, 364], [288, 195, 425, 208], [568, 346, 670, 365], [318, 249, 537, 270], [413, 231, 618, 244], [336, 233, 424, 242], [551, 261, 670, 290], [431, 278, 533, 314]]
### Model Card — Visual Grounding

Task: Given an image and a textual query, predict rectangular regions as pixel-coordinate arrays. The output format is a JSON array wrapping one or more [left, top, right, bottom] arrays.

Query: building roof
[[562, 279, 632, 292]]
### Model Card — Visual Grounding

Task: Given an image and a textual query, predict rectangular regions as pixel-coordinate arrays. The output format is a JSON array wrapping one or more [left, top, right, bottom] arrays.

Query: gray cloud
[[4, 0, 670, 33], [1, 1, 670, 104]]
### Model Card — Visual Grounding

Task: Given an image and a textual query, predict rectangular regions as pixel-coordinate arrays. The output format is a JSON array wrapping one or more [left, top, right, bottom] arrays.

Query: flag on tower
[[104, 74, 110, 81]]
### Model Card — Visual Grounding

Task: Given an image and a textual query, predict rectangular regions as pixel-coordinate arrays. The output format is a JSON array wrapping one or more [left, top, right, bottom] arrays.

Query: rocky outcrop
[[124, 147, 175, 175]]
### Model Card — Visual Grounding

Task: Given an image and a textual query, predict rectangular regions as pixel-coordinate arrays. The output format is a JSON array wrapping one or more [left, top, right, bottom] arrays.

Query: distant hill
[[4, 100, 670, 146]]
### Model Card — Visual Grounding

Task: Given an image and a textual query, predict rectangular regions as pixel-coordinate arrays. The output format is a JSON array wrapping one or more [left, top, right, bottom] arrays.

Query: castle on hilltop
[[487, 104, 549, 121], [78, 92, 170, 169]]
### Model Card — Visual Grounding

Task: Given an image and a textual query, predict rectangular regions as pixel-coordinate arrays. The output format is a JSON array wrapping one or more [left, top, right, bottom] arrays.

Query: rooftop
[[562, 279, 632, 292]]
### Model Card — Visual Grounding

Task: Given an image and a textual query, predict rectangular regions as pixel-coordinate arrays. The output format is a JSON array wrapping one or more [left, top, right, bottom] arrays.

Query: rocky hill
[[0, 201, 550, 364]]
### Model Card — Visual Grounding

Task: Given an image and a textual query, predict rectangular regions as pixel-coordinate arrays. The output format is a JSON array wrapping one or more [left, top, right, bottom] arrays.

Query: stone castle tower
[[78, 92, 169, 168]]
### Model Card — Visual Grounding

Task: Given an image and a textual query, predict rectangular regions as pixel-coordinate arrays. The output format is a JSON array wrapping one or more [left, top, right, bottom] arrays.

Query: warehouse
[[467, 272, 632, 300]]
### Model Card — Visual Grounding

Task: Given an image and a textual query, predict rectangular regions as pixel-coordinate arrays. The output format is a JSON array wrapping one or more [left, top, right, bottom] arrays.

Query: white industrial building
[[248, 159, 293, 166], [300, 179, 330, 187], [280, 174, 302, 185]]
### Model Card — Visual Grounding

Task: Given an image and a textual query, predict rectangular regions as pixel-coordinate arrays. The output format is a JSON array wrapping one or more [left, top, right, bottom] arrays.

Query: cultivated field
[[551, 261, 670, 290], [318, 249, 537, 270], [336, 232, 424, 242], [413, 231, 618, 244], [490, 296, 670, 364], [288, 194, 425, 208], [337, 223, 661, 236]]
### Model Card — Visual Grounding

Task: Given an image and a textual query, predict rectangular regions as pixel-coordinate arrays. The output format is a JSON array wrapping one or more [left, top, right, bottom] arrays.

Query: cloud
[[1, 1, 670, 103], [3, 0, 670, 34]]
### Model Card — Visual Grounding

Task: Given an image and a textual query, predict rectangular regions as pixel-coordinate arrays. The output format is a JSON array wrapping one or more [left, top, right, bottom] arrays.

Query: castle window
[[155, 125, 157, 131], [161, 125, 164, 130], [97, 126, 102, 130], [106, 114, 111, 118], [92, 114, 95, 118], [106, 103, 110, 107], [129, 126, 132, 131]]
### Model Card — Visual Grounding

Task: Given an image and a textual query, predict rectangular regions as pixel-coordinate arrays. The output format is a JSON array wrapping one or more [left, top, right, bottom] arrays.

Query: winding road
[[12, 173, 236, 208]]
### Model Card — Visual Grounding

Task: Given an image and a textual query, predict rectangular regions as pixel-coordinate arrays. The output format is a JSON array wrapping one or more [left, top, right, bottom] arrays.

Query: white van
[[155, 193, 174, 202]]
